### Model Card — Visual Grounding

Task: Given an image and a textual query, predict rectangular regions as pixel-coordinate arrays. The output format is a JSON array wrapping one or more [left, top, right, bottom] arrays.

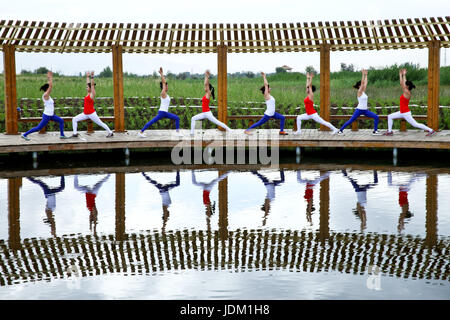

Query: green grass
[[1, 70, 450, 133]]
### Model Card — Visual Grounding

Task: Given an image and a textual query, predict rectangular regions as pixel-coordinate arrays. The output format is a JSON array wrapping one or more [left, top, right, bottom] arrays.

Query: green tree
[[305, 65, 317, 74], [276, 67, 287, 73], [35, 67, 49, 74], [99, 66, 113, 77]]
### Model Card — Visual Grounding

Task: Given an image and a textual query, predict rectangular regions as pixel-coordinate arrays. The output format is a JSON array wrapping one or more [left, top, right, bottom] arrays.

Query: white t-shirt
[[159, 95, 171, 112], [356, 92, 368, 110], [264, 95, 276, 116], [42, 94, 55, 116]]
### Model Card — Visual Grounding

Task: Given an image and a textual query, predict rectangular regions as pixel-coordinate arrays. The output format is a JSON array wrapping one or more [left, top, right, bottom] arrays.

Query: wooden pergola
[[1, 17, 450, 134]]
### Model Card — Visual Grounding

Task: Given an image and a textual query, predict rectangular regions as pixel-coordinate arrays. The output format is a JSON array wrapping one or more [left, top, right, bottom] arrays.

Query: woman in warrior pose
[[383, 69, 436, 136], [138, 67, 182, 137], [72, 71, 113, 138], [21, 71, 69, 141], [338, 69, 380, 135], [294, 72, 338, 135], [244, 72, 288, 135], [190, 70, 231, 135]]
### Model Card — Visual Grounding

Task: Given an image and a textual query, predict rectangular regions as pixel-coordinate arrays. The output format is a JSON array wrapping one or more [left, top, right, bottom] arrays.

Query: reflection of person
[[142, 171, 180, 232], [297, 171, 330, 225], [342, 170, 378, 231], [252, 170, 285, 226], [27, 176, 65, 237], [387, 171, 427, 232], [192, 170, 230, 231], [74, 174, 111, 235]]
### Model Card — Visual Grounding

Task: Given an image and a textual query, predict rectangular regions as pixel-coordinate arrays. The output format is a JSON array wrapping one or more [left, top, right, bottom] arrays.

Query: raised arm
[[87, 71, 96, 99], [43, 71, 53, 100], [261, 72, 270, 100], [159, 67, 167, 98], [306, 72, 314, 100], [74, 175, 91, 193], [358, 69, 367, 96], [204, 70, 211, 99], [399, 68, 408, 93]]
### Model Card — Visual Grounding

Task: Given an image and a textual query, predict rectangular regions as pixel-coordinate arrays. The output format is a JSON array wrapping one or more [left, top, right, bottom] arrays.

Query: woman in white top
[[21, 71, 68, 140], [139, 67, 181, 137], [244, 72, 287, 135], [338, 69, 380, 135]]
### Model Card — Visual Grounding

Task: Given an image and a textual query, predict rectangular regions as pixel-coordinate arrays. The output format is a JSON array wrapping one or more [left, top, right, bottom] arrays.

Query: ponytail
[[209, 84, 215, 100]]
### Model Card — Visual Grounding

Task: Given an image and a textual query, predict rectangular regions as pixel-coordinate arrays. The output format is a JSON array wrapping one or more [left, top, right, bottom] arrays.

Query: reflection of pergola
[[2, 18, 449, 134], [3, 164, 444, 286]]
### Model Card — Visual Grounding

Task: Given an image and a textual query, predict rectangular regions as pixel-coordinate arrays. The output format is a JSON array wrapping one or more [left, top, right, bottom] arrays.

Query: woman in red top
[[294, 72, 338, 134], [383, 68, 436, 136], [190, 70, 231, 135], [72, 71, 113, 138]]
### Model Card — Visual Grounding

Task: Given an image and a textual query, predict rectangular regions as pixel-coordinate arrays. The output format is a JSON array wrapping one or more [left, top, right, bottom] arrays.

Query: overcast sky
[[1, 0, 449, 75]]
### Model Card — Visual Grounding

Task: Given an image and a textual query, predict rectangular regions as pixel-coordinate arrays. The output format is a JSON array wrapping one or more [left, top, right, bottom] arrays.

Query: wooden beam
[[217, 44, 228, 130], [112, 45, 125, 132], [3, 44, 18, 135], [218, 170, 229, 241], [319, 44, 331, 131], [427, 40, 440, 130], [8, 177, 22, 251], [115, 173, 126, 241], [319, 171, 330, 242], [425, 174, 438, 247]]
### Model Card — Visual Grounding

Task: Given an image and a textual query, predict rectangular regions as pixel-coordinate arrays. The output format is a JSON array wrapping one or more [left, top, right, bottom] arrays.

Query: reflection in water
[[251, 170, 285, 226], [74, 174, 111, 236], [192, 170, 230, 231], [27, 176, 65, 237], [297, 170, 330, 226], [142, 171, 180, 232], [387, 172, 426, 233], [0, 167, 448, 299], [342, 170, 378, 232]]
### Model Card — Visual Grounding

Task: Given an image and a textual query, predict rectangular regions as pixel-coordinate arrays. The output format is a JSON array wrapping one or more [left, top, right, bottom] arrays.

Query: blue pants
[[24, 114, 65, 137], [340, 109, 379, 131], [141, 111, 180, 131], [247, 112, 285, 131]]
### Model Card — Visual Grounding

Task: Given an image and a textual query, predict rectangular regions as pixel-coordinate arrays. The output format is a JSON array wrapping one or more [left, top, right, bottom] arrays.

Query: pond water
[[0, 164, 448, 300]]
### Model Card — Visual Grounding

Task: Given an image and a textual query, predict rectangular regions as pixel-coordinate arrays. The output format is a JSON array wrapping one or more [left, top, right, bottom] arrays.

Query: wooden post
[[217, 45, 228, 131], [3, 45, 18, 135], [427, 40, 440, 131], [112, 45, 125, 132], [218, 170, 228, 240], [425, 174, 438, 247], [8, 177, 22, 250], [115, 173, 126, 240], [351, 121, 358, 131], [319, 44, 331, 131], [319, 171, 330, 242]]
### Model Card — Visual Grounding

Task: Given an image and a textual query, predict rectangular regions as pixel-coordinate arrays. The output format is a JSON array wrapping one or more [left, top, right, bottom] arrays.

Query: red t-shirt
[[304, 184, 314, 202], [84, 95, 95, 115], [399, 94, 410, 113], [86, 193, 96, 211], [399, 191, 408, 207], [202, 95, 211, 113], [203, 190, 211, 205], [304, 96, 317, 115]]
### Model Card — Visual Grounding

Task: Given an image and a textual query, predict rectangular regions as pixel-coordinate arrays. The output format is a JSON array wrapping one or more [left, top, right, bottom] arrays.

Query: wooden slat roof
[[0, 17, 449, 53]]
